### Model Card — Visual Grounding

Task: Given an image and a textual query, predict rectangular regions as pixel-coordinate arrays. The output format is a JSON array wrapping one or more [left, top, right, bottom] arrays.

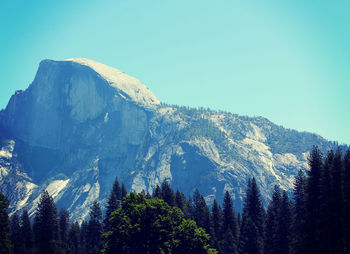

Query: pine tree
[[33, 191, 60, 254], [193, 189, 212, 236], [20, 209, 33, 253], [223, 191, 238, 243], [292, 169, 306, 254], [275, 191, 292, 254], [67, 222, 80, 254], [305, 146, 323, 253], [121, 183, 127, 198], [212, 199, 223, 253], [79, 221, 88, 254], [238, 178, 265, 254], [0, 190, 11, 254], [161, 181, 176, 206], [175, 190, 190, 218], [104, 177, 122, 230], [328, 149, 345, 253], [10, 213, 22, 254], [86, 201, 103, 254], [152, 185, 162, 199], [264, 185, 281, 254], [59, 208, 70, 253], [343, 150, 350, 253]]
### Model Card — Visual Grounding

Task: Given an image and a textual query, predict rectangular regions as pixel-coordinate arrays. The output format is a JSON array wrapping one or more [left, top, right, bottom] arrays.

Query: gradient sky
[[0, 0, 349, 144]]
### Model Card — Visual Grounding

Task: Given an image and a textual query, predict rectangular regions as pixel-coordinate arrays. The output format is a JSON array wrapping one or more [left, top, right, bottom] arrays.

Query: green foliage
[[103, 192, 215, 254]]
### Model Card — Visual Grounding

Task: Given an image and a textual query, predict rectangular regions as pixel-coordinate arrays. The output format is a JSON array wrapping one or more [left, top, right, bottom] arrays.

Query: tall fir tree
[[305, 146, 323, 253], [238, 178, 265, 254], [343, 150, 350, 252], [222, 191, 238, 254], [212, 199, 223, 253], [121, 183, 127, 199], [175, 190, 190, 218], [328, 149, 345, 253], [275, 191, 292, 254], [152, 185, 163, 199], [161, 181, 176, 206], [0, 190, 11, 254], [104, 177, 122, 230], [33, 191, 60, 254], [59, 208, 70, 254], [20, 209, 33, 253], [292, 169, 306, 254], [86, 201, 103, 254], [67, 222, 80, 254], [264, 185, 281, 254], [10, 213, 22, 254]]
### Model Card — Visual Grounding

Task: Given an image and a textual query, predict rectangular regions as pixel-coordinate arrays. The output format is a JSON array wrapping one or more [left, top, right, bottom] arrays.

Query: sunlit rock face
[[0, 58, 336, 221]]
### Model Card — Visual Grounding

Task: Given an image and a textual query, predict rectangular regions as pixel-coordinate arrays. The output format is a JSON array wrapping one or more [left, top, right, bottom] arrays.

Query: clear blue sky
[[1, 0, 349, 144]]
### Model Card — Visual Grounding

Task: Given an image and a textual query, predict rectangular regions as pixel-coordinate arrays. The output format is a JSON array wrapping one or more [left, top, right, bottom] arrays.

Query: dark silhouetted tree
[[264, 185, 281, 254], [33, 191, 60, 254], [59, 208, 70, 253], [67, 222, 80, 254], [104, 177, 122, 231], [86, 201, 103, 254], [161, 181, 176, 206], [10, 213, 22, 254], [238, 178, 265, 254], [20, 209, 33, 253], [212, 199, 223, 253], [175, 190, 190, 218], [292, 170, 306, 254], [0, 190, 11, 254]]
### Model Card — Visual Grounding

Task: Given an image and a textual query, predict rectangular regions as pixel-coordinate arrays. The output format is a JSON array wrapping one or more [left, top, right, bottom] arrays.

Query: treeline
[[0, 146, 349, 253]]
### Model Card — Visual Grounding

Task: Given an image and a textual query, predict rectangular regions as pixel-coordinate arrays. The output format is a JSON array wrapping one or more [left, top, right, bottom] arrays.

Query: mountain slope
[[0, 58, 336, 221]]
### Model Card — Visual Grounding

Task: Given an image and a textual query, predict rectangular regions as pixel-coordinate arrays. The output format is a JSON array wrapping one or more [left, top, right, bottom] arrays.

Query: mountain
[[0, 58, 336, 221]]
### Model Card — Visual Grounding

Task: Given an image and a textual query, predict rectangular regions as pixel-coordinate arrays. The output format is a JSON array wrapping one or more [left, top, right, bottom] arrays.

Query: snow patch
[[46, 179, 70, 199]]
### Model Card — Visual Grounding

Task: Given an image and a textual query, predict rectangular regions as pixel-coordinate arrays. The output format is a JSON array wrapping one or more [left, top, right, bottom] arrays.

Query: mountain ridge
[[0, 58, 342, 221]]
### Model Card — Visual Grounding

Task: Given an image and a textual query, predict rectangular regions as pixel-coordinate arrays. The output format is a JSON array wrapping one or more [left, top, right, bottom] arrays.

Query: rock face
[[0, 58, 335, 221]]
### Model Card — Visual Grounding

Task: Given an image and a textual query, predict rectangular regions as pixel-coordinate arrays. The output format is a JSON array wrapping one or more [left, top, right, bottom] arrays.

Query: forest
[[0, 146, 349, 254]]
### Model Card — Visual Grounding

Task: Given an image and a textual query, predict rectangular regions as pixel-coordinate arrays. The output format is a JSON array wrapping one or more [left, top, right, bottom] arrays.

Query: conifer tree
[[292, 170, 306, 254], [212, 199, 223, 253], [121, 183, 127, 199], [275, 191, 292, 254], [20, 209, 33, 253], [238, 178, 265, 254], [10, 213, 22, 254], [33, 191, 60, 254], [223, 191, 238, 242], [86, 201, 103, 254], [175, 190, 190, 218], [0, 190, 11, 254], [343, 150, 350, 252], [67, 222, 80, 254], [193, 189, 212, 236], [152, 185, 163, 199], [79, 221, 88, 254], [264, 185, 281, 254], [59, 208, 70, 253], [305, 146, 323, 253], [105, 177, 122, 230], [328, 149, 345, 253], [161, 181, 176, 206]]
